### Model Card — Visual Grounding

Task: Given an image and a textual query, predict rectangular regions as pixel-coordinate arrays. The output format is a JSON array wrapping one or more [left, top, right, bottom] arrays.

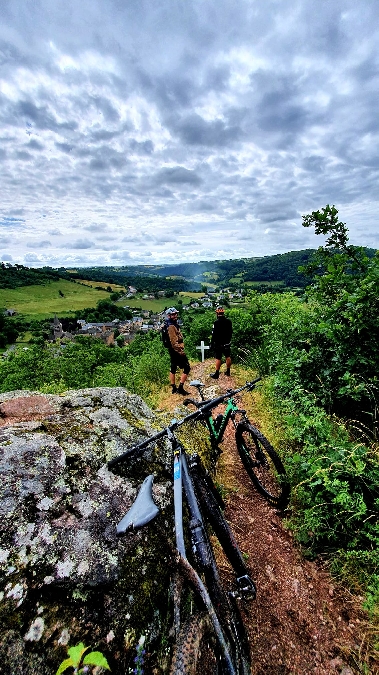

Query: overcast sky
[[0, 0, 378, 268]]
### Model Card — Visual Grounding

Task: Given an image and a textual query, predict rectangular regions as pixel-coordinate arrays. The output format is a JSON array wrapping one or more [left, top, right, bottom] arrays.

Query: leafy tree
[[0, 313, 19, 348], [298, 205, 379, 418]]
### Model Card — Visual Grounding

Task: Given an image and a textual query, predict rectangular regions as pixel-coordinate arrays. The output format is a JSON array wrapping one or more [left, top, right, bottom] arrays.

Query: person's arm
[[168, 325, 184, 354], [210, 322, 216, 349]]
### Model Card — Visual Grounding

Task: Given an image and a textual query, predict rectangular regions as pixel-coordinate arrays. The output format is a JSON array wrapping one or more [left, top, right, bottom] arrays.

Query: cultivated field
[[116, 292, 203, 313], [1, 280, 111, 319]]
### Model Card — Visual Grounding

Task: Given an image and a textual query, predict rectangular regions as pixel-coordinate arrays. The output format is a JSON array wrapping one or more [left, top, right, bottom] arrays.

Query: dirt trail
[[163, 359, 377, 675]]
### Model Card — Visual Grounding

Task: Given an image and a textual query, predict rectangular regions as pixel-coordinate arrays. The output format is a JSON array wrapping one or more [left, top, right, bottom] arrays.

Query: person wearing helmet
[[165, 307, 191, 395], [209, 306, 233, 379]]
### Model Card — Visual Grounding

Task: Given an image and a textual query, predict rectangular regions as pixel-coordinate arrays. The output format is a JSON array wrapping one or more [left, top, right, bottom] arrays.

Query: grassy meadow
[[75, 279, 126, 291], [116, 292, 204, 313], [0, 280, 111, 320]]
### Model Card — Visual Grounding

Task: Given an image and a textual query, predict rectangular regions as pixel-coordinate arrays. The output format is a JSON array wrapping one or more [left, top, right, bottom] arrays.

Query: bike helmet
[[216, 306, 225, 314], [166, 307, 179, 316]]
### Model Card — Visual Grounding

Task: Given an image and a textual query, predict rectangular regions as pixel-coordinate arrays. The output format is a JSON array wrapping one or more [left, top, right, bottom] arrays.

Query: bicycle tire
[[170, 612, 222, 674], [235, 422, 290, 509]]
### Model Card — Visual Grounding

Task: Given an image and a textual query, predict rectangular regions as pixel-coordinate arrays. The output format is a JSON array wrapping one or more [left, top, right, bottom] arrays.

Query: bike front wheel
[[235, 422, 290, 509], [170, 612, 222, 674]]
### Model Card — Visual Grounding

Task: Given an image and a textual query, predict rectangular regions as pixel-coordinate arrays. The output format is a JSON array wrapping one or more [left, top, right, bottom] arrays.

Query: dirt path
[[162, 359, 377, 675]]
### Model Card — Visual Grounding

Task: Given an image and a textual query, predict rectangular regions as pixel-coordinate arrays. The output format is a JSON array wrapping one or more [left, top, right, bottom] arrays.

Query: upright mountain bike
[[108, 412, 255, 675], [183, 377, 290, 510]]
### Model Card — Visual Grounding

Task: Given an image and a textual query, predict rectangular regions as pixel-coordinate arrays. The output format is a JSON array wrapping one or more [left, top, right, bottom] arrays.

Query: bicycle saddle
[[117, 474, 159, 535], [189, 379, 205, 388]]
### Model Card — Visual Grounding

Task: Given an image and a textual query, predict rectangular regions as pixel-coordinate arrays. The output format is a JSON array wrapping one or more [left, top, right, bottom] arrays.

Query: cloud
[[0, 0, 378, 266], [68, 239, 96, 249], [26, 240, 52, 248], [154, 166, 202, 185]]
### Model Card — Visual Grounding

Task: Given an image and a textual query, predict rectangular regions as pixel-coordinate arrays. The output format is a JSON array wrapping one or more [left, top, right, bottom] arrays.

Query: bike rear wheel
[[235, 422, 290, 508]]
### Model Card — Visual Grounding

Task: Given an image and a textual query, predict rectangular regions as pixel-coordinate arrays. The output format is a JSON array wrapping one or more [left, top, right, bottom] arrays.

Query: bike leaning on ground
[[183, 377, 290, 510], [108, 412, 255, 675]]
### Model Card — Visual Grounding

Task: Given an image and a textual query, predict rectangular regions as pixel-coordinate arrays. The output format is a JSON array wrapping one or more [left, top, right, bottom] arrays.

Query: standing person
[[164, 307, 191, 395], [209, 306, 233, 379]]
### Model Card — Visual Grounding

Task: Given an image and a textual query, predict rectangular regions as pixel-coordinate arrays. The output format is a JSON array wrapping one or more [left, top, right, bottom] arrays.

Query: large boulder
[[0, 388, 194, 674]]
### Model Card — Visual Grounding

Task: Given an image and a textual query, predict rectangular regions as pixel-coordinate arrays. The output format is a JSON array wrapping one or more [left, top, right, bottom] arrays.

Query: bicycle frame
[[204, 395, 244, 445], [112, 423, 255, 674], [170, 429, 237, 673]]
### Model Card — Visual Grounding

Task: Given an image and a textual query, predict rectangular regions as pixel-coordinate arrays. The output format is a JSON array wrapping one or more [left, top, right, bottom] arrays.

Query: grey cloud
[[27, 139, 44, 150], [110, 250, 132, 260], [68, 239, 95, 249], [16, 150, 32, 160], [12, 100, 78, 133], [55, 142, 74, 154], [0, 253, 13, 261], [154, 166, 202, 185], [171, 113, 242, 147], [88, 95, 120, 122], [129, 139, 154, 154], [84, 224, 106, 232], [26, 240, 52, 248]]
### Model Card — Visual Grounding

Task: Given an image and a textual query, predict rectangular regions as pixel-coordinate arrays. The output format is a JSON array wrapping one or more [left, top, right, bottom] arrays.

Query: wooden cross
[[196, 340, 210, 362]]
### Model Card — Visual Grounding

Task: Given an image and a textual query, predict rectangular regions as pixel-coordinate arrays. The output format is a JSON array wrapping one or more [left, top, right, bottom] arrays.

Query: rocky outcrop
[[0, 388, 189, 674]]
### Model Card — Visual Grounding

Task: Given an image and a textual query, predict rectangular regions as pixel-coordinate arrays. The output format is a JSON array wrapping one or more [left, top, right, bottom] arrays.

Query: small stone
[[24, 617, 45, 642], [58, 628, 70, 645]]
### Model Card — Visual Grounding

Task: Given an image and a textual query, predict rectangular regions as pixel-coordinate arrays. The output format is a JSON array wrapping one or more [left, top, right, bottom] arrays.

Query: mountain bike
[[183, 377, 290, 509], [108, 413, 256, 675]]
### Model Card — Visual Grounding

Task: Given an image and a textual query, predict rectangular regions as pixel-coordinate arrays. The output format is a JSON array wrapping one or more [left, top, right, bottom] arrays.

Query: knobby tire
[[170, 612, 221, 674], [235, 422, 290, 509]]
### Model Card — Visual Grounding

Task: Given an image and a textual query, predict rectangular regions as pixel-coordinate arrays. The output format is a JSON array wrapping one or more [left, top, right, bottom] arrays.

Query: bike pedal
[[236, 575, 257, 600]]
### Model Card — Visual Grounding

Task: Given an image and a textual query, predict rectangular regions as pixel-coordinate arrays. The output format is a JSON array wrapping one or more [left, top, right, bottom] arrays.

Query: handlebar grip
[[183, 398, 197, 407]]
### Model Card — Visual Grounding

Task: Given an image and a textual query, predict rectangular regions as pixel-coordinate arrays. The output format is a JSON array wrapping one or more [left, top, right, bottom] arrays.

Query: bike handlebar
[[107, 377, 261, 469]]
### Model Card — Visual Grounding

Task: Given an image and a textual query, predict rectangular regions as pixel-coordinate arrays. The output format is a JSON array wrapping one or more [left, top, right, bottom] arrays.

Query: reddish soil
[[164, 359, 378, 675]]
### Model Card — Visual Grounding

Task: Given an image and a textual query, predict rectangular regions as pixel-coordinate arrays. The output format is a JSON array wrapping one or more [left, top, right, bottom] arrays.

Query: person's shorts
[[214, 344, 231, 360], [169, 350, 191, 375]]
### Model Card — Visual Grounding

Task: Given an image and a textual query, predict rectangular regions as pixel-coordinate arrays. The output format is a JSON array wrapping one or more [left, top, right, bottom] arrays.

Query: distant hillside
[[2, 247, 377, 294], [0, 263, 71, 289]]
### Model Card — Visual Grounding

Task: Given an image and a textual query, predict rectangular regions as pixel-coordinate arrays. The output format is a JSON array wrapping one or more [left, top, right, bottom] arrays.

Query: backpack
[[161, 322, 171, 349]]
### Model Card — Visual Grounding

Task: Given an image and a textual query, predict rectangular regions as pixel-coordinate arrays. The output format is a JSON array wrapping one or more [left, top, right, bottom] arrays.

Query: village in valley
[[48, 285, 246, 346]]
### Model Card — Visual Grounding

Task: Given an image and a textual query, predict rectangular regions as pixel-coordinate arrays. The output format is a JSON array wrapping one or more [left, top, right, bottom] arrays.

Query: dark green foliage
[[244, 249, 316, 287], [67, 267, 192, 293], [241, 206, 379, 610], [0, 263, 71, 288], [0, 314, 19, 347], [0, 332, 169, 399]]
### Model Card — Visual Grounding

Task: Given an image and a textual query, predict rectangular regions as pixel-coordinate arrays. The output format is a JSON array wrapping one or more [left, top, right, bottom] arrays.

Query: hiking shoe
[[177, 384, 190, 395], [224, 369, 231, 376], [171, 385, 177, 394], [210, 371, 220, 379]]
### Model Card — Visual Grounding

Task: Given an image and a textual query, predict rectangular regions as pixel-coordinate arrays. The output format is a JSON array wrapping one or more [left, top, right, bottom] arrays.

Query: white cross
[[196, 340, 210, 362]]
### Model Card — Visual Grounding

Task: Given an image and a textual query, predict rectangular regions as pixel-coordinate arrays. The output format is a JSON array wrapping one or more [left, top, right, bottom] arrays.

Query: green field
[[117, 292, 203, 313], [75, 279, 126, 291], [0, 280, 111, 319]]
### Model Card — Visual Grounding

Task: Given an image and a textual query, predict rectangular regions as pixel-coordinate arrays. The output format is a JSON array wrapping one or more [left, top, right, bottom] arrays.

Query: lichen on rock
[[0, 387, 177, 674]]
